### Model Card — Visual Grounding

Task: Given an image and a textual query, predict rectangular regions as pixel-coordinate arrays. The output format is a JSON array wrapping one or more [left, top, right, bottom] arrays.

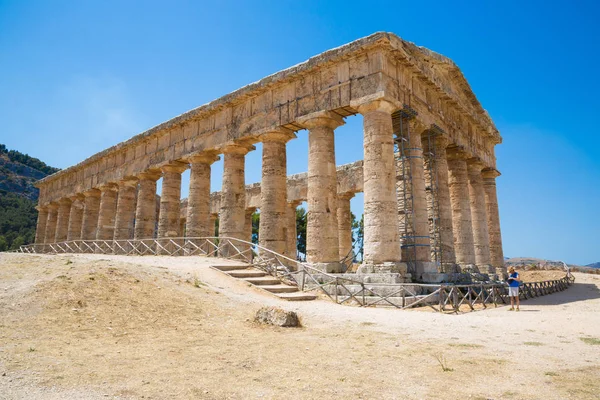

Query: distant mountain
[[506, 257, 600, 274], [586, 262, 600, 269], [0, 144, 60, 251], [0, 144, 60, 200]]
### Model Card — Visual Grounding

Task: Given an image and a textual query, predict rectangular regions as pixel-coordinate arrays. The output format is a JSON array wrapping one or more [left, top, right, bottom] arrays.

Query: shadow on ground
[[522, 282, 600, 306]]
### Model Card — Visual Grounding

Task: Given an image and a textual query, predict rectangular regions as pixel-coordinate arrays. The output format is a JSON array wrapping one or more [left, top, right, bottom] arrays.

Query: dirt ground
[[0, 253, 599, 400]]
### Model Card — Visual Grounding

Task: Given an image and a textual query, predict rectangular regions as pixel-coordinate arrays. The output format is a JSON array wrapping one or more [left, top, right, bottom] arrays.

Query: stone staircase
[[211, 263, 316, 301]]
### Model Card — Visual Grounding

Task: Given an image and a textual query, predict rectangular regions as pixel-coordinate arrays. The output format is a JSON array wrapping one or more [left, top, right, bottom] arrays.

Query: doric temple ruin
[[33, 32, 505, 283]]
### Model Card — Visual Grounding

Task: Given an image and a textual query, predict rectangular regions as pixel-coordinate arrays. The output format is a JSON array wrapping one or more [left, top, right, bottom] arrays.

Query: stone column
[[395, 118, 434, 280], [34, 206, 48, 248], [66, 194, 85, 241], [422, 134, 456, 272], [297, 111, 344, 272], [186, 152, 219, 253], [209, 214, 218, 237], [96, 184, 119, 242], [157, 162, 188, 254], [447, 148, 476, 269], [467, 158, 493, 273], [337, 193, 354, 261], [44, 203, 58, 244], [54, 198, 72, 243], [134, 171, 161, 240], [219, 143, 253, 258], [258, 129, 296, 255], [285, 201, 300, 261], [81, 189, 101, 242], [482, 168, 506, 277], [113, 178, 138, 253], [245, 207, 257, 244], [351, 98, 403, 273]]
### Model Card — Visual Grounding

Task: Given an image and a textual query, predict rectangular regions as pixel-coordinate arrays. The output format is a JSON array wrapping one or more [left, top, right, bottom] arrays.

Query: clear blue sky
[[1, 0, 598, 265]]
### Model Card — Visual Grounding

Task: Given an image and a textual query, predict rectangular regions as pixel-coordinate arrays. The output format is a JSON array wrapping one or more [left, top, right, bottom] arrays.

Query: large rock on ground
[[254, 306, 300, 327]]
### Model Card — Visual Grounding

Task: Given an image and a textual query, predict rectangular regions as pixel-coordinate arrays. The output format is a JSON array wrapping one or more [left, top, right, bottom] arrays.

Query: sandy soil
[[1, 253, 599, 400]]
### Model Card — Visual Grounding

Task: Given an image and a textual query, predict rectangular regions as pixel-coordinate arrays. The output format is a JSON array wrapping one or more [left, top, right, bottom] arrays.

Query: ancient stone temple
[[33, 32, 505, 282]]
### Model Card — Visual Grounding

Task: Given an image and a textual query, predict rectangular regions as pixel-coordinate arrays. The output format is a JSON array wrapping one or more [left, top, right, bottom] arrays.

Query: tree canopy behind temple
[[0, 190, 37, 251], [0, 144, 60, 176]]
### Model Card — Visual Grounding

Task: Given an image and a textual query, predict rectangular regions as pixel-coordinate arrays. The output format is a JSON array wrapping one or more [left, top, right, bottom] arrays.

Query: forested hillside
[[0, 144, 60, 250]]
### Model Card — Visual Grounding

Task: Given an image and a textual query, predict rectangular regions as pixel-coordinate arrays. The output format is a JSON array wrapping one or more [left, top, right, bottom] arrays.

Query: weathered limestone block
[[482, 168, 506, 277], [297, 111, 344, 272], [254, 306, 300, 328], [186, 152, 219, 245], [219, 143, 254, 257], [134, 171, 161, 240], [352, 97, 402, 271], [158, 162, 188, 239], [422, 134, 456, 272], [44, 203, 58, 244], [66, 194, 85, 241], [54, 198, 72, 243], [337, 192, 354, 261], [113, 178, 138, 241], [81, 189, 101, 241], [96, 184, 119, 241], [467, 158, 492, 273], [34, 206, 48, 245], [258, 129, 295, 255], [447, 148, 476, 268]]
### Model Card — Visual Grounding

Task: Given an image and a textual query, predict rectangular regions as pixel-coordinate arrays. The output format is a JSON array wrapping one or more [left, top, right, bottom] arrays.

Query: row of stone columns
[[33, 97, 504, 278]]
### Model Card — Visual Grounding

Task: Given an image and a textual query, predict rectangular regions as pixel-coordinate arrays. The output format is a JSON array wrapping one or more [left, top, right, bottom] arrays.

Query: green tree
[[0, 235, 7, 252], [251, 210, 260, 244], [296, 206, 307, 258], [352, 213, 364, 262]]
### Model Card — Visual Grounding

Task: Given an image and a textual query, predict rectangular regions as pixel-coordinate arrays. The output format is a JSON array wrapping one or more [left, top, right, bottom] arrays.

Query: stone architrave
[[96, 184, 119, 242], [482, 168, 506, 277], [297, 111, 344, 272], [285, 201, 300, 261], [134, 171, 161, 240], [351, 97, 403, 273], [258, 128, 296, 256], [467, 158, 493, 273], [113, 178, 138, 253], [422, 134, 456, 272], [219, 143, 254, 258], [66, 194, 85, 241], [186, 152, 219, 252], [447, 147, 476, 269], [337, 192, 354, 261], [44, 203, 58, 244], [34, 206, 48, 246], [54, 198, 72, 243], [81, 189, 101, 242]]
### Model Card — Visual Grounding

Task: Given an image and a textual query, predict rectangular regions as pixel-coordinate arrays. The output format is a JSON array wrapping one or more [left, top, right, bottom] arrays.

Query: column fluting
[[186, 153, 219, 247], [134, 171, 161, 240], [285, 201, 300, 261], [467, 158, 492, 273], [66, 194, 85, 241], [482, 168, 506, 277], [43, 203, 58, 244], [34, 206, 49, 246], [54, 198, 72, 243], [113, 178, 138, 242], [81, 189, 101, 241], [337, 193, 354, 261], [96, 184, 119, 241]]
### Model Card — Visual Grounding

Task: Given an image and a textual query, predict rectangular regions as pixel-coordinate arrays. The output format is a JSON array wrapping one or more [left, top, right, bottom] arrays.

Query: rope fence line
[[15, 238, 575, 312]]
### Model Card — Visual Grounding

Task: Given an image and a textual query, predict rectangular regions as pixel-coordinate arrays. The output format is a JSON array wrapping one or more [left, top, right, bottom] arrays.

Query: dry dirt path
[[1, 253, 599, 399]]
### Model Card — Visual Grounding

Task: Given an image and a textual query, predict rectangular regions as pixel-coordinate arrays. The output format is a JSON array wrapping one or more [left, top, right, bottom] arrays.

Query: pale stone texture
[[34, 206, 48, 245], [422, 134, 456, 272], [298, 111, 344, 272], [54, 198, 72, 243], [393, 116, 434, 281], [81, 189, 101, 241], [337, 193, 354, 261], [447, 148, 476, 269], [43, 203, 58, 244], [482, 169, 506, 277], [219, 144, 253, 257], [96, 184, 118, 241], [66, 195, 85, 241], [353, 98, 402, 272], [258, 129, 295, 256], [186, 153, 219, 249], [467, 158, 492, 273], [134, 172, 160, 240], [113, 178, 138, 241], [285, 201, 300, 260], [157, 162, 188, 254]]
